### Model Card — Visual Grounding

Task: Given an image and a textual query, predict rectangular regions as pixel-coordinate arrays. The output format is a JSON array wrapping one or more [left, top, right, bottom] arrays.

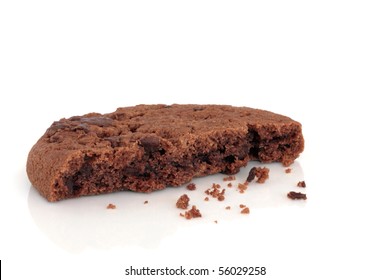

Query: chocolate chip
[[65, 177, 75, 193], [46, 121, 69, 137], [246, 167, 257, 182], [64, 177, 80, 195], [139, 136, 160, 153], [224, 155, 236, 163], [80, 117, 114, 127], [105, 136, 121, 148], [72, 123, 90, 133], [128, 123, 141, 133], [49, 134, 63, 143], [47, 121, 69, 133], [68, 116, 81, 121], [79, 163, 93, 178], [287, 191, 307, 200]]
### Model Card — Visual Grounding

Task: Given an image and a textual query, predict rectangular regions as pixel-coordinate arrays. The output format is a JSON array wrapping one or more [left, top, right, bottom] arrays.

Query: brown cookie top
[[42, 104, 298, 150]]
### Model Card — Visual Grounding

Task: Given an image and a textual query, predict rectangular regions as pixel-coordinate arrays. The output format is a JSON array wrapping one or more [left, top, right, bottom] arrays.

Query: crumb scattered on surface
[[182, 205, 202, 219], [205, 183, 226, 201], [245, 167, 270, 184], [287, 191, 307, 200], [255, 167, 269, 183], [106, 203, 116, 209], [186, 183, 196, 191], [239, 166, 270, 192], [173, 164, 299, 220], [144, 200, 148, 204], [176, 194, 190, 209], [238, 183, 248, 193], [223, 175, 236, 181]]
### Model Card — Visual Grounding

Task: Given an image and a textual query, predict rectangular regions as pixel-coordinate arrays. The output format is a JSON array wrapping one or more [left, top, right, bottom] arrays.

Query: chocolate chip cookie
[[27, 104, 304, 201]]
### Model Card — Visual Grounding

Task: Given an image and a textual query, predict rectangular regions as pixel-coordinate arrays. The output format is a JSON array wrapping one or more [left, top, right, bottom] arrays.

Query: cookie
[[26, 104, 304, 201]]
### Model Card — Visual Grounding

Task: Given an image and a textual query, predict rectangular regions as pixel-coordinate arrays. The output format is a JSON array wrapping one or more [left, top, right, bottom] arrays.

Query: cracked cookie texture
[[27, 104, 304, 201]]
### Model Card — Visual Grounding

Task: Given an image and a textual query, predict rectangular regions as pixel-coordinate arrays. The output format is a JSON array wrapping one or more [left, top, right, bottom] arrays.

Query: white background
[[1, 1, 390, 279]]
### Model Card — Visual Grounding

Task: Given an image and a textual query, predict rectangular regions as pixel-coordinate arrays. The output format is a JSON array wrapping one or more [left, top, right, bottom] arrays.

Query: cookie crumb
[[285, 168, 292, 174], [223, 175, 236, 181], [204, 197, 209, 201], [106, 203, 116, 209], [176, 194, 190, 209], [241, 207, 250, 214], [297, 181, 306, 188], [287, 191, 307, 200], [144, 200, 148, 204], [205, 183, 225, 201], [239, 204, 246, 208], [225, 206, 231, 210], [246, 167, 270, 184], [255, 167, 269, 183], [227, 182, 233, 188], [186, 183, 196, 191], [238, 183, 248, 193], [214, 220, 218, 224], [182, 205, 202, 219]]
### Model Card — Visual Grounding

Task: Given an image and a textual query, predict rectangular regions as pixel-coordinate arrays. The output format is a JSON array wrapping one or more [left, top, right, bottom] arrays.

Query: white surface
[[1, 1, 390, 279]]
